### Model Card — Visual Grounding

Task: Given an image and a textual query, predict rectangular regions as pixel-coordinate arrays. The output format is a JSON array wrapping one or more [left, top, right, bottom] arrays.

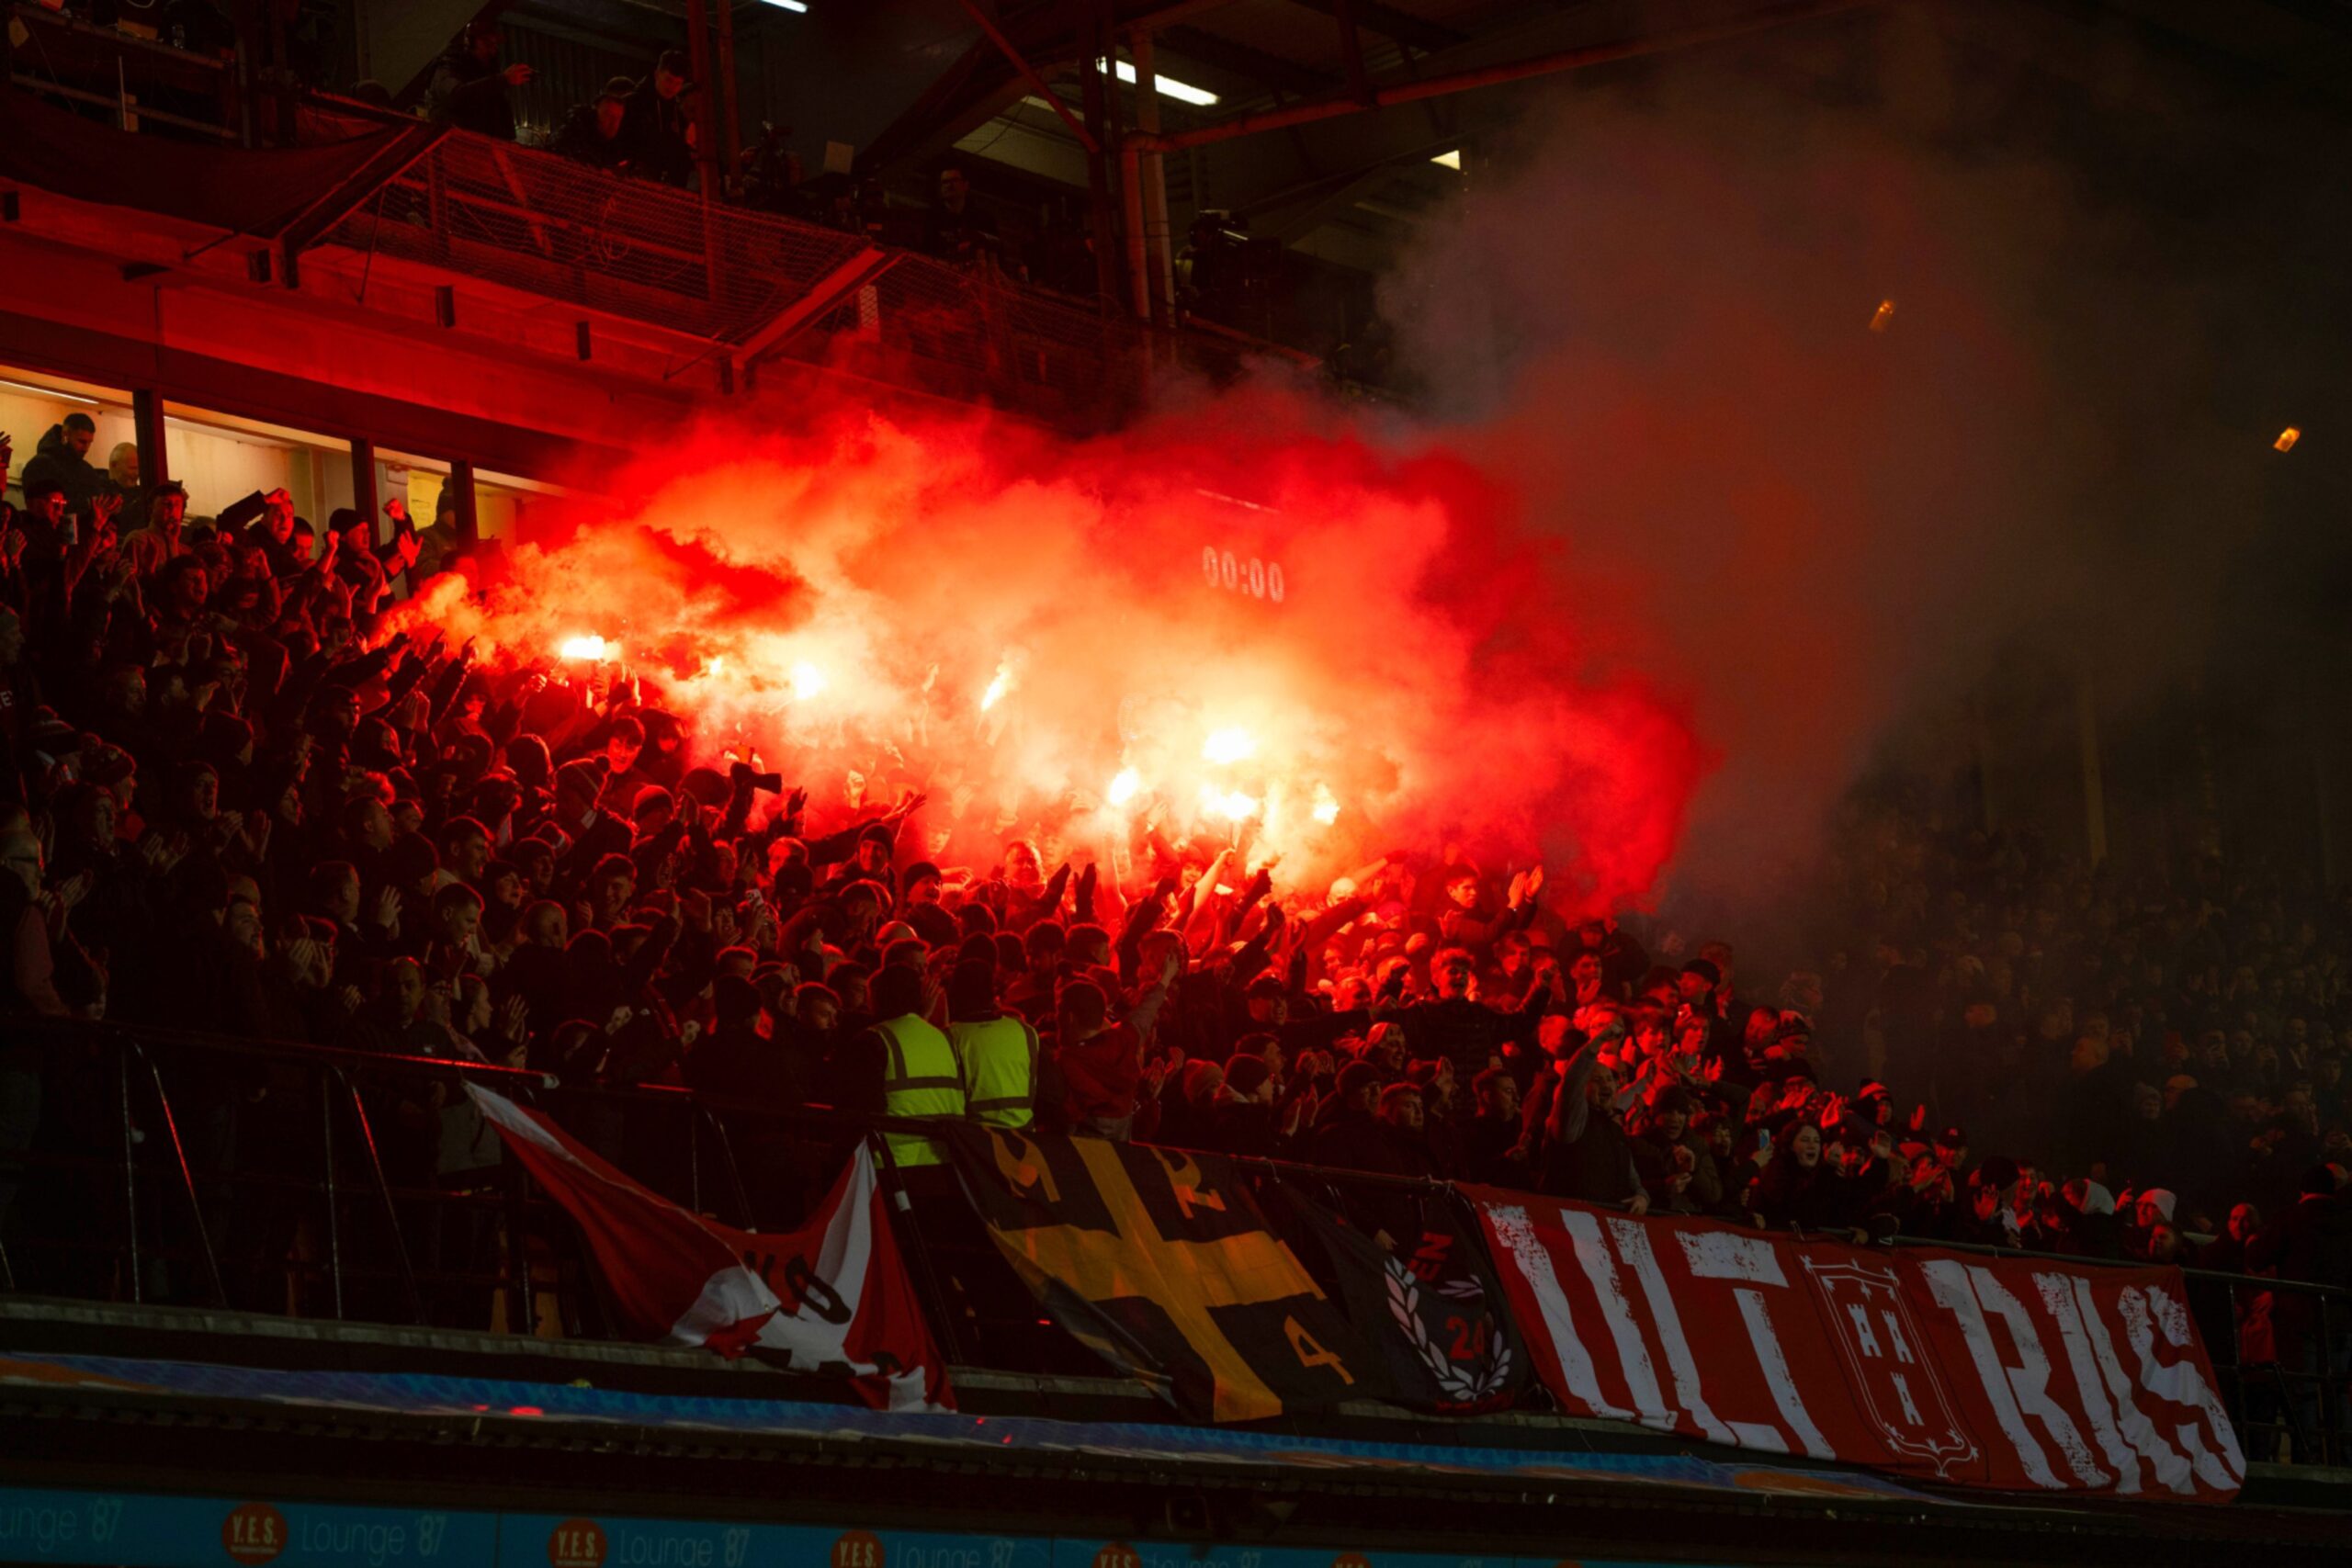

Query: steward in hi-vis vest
[[945, 958, 1038, 1129], [870, 979, 967, 1168]]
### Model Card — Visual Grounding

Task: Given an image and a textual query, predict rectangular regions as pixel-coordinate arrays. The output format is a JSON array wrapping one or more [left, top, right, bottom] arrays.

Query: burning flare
[[1202, 727, 1257, 766], [386, 397, 1708, 909], [1201, 785, 1260, 823]]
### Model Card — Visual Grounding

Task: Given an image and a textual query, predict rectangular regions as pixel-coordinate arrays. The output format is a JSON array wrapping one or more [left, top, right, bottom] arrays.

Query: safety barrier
[[2, 1015, 2339, 1466], [2, 25, 1249, 432], [5, 3, 245, 144], [322, 127, 1157, 428]]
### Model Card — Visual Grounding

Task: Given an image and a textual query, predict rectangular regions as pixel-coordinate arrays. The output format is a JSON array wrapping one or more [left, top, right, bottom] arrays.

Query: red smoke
[[397, 389, 1710, 910]]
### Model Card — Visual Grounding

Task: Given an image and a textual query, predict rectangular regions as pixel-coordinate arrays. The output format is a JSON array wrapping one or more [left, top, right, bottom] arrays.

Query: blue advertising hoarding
[[0, 1488, 1715, 1568]]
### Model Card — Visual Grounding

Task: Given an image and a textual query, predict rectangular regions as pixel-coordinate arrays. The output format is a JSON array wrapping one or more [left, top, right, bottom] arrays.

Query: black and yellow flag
[[947, 1128, 1383, 1423]]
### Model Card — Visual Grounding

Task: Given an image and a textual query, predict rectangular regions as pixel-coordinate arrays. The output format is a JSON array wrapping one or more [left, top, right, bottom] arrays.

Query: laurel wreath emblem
[[1382, 1256, 1513, 1403]]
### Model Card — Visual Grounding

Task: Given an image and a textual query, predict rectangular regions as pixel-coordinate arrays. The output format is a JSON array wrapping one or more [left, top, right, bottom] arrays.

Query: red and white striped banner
[[1465, 1189, 2244, 1500]]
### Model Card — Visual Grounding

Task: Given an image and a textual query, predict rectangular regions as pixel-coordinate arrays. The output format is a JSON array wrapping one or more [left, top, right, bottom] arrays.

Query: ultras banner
[[1465, 1187, 2245, 1500]]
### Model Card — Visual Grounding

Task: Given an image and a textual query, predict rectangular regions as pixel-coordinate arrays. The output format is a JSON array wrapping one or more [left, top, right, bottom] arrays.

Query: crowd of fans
[[10, 11, 1304, 354], [421, 24, 1023, 276], [0, 409, 2346, 1457]]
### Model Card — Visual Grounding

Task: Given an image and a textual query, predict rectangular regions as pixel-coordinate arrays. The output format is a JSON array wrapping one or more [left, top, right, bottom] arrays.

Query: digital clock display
[[1201, 545, 1285, 603]]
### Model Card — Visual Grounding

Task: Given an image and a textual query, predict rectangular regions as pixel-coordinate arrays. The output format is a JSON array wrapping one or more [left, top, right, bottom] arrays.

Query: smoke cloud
[[398, 392, 1708, 910], [407, 6, 2350, 930], [1374, 3, 2345, 931]]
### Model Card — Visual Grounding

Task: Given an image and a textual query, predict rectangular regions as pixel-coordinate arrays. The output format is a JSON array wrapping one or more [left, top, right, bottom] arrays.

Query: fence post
[[2327, 1292, 2344, 1468], [321, 1072, 343, 1320], [333, 1067, 423, 1325], [117, 1047, 141, 1303], [870, 1130, 966, 1367], [130, 1043, 228, 1308], [695, 1103, 757, 1230], [503, 1155, 536, 1338]]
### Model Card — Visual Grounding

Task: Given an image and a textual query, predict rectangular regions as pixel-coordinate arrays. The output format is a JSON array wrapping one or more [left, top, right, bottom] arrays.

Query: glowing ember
[[1202, 727, 1257, 766], [2276, 426, 2301, 453], [1869, 299, 1895, 333], [1107, 768, 1141, 807], [1312, 784, 1340, 826], [559, 635, 613, 661], [789, 661, 828, 701]]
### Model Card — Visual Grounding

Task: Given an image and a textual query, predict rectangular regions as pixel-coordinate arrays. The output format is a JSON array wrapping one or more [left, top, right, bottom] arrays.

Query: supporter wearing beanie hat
[[899, 861, 958, 948], [1334, 1060, 1383, 1103], [555, 757, 609, 818], [1224, 1054, 1272, 1101]]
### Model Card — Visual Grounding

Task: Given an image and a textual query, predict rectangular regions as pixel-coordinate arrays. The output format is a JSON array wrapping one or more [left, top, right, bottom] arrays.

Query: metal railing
[[322, 127, 1158, 428], [1, 1015, 2341, 1465], [1881, 1229, 2350, 1469], [1, 21, 1272, 431], [6, 3, 246, 144]]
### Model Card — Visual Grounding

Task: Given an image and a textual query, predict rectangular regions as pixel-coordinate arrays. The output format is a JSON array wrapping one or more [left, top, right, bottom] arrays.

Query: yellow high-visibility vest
[[875, 1012, 965, 1168], [950, 1014, 1038, 1130]]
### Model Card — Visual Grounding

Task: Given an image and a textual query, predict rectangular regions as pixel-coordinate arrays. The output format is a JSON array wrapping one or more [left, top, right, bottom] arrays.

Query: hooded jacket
[[18, 425, 103, 512], [427, 46, 515, 140]]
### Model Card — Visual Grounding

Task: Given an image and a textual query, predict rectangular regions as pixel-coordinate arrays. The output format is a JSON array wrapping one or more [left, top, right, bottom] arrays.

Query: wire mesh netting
[[328, 130, 1156, 430], [783, 250, 1150, 428], [328, 130, 872, 342]]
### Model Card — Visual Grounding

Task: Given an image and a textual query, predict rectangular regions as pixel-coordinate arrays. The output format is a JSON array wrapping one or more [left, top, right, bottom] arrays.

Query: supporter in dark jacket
[[685, 976, 802, 1112], [1536, 1023, 1645, 1212], [1632, 1086, 1722, 1215], [18, 417, 104, 515], [1461, 1066, 1528, 1187], [621, 51, 695, 186], [427, 25, 531, 141], [1300, 1060, 1383, 1169], [1203, 1053, 1281, 1157], [2246, 1169, 2352, 1382], [552, 78, 635, 173], [1393, 948, 1557, 1098], [1748, 1123, 1860, 1238]]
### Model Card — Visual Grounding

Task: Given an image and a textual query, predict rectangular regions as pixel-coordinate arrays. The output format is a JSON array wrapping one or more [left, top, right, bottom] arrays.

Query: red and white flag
[[469, 1086, 951, 1411]]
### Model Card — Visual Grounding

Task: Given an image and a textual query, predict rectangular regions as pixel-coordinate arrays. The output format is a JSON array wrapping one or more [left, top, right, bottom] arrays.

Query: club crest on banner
[[1801, 1258, 1978, 1477], [1382, 1254, 1517, 1405]]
